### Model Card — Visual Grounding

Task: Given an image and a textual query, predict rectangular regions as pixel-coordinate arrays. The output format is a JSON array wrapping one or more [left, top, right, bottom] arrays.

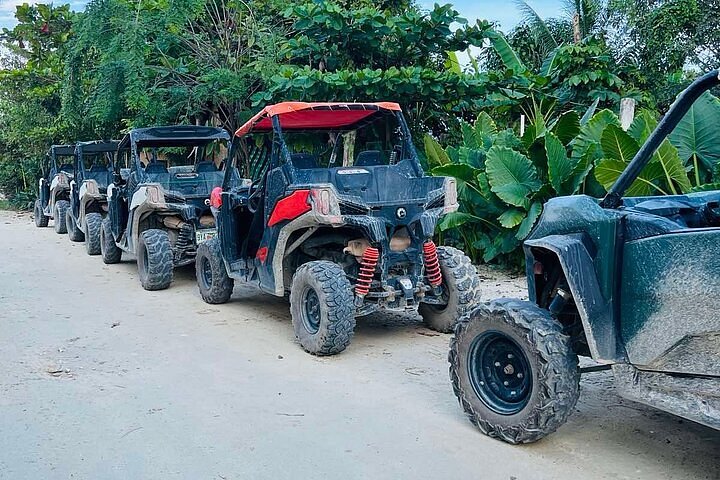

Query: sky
[[0, 0, 565, 32]]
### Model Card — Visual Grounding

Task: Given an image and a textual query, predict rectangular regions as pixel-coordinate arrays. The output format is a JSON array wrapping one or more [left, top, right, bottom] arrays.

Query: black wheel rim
[[301, 287, 321, 334], [467, 330, 532, 415], [200, 256, 213, 290]]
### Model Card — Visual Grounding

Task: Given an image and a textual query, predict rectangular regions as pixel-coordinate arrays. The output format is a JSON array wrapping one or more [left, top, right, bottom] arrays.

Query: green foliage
[[258, 2, 493, 135], [669, 91, 720, 185], [425, 109, 607, 264], [0, 3, 75, 207]]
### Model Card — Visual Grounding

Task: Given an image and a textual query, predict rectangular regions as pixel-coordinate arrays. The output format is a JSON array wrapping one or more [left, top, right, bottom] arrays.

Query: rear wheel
[[53, 200, 69, 234], [34, 199, 48, 227], [196, 237, 234, 304], [419, 246, 481, 333], [289, 261, 355, 356], [84, 213, 102, 255], [449, 298, 580, 444], [66, 209, 85, 242], [100, 216, 122, 264], [137, 228, 173, 291]]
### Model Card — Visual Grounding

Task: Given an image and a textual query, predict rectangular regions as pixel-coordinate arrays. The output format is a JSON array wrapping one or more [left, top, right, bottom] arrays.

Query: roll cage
[[74, 140, 120, 181], [46, 144, 76, 177], [116, 125, 232, 181], [224, 102, 424, 189]]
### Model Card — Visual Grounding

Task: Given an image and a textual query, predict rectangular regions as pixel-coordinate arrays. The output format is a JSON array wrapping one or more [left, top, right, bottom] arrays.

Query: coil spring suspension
[[355, 247, 379, 299], [174, 223, 193, 262], [423, 240, 443, 288]]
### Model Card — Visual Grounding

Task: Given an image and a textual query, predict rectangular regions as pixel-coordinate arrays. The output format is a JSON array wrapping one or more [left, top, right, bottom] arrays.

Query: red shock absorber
[[355, 247, 379, 297], [423, 240, 443, 287]]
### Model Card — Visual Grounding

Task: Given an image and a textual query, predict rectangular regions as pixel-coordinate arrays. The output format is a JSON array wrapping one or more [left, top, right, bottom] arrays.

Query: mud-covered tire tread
[[449, 298, 580, 444], [137, 228, 173, 291], [34, 199, 48, 227], [290, 261, 355, 356], [84, 213, 102, 255], [195, 237, 234, 304], [53, 200, 69, 234], [66, 209, 85, 242], [100, 216, 122, 264], [419, 246, 481, 333]]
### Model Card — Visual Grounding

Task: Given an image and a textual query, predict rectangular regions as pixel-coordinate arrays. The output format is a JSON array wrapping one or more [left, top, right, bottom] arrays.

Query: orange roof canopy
[[235, 102, 402, 137]]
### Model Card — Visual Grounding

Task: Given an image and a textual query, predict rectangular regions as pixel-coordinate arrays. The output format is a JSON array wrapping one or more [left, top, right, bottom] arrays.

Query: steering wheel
[[247, 177, 264, 213]]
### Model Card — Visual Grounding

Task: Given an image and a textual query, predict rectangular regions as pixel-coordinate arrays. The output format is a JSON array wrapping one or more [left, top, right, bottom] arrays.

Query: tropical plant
[[255, 2, 494, 136], [424, 106, 612, 264]]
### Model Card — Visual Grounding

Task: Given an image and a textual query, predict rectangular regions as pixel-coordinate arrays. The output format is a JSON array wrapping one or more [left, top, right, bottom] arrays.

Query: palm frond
[[513, 0, 559, 55]]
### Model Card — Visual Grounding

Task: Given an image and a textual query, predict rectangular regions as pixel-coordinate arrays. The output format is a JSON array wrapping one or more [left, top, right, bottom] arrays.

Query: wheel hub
[[302, 287, 321, 334], [467, 331, 532, 415]]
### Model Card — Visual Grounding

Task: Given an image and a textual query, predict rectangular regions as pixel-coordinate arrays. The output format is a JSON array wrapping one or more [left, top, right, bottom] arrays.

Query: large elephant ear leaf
[[497, 208, 525, 228], [628, 109, 658, 143], [552, 110, 580, 145], [423, 134, 449, 168], [545, 132, 575, 193], [572, 109, 621, 162], [485, 146, 542, 209], [472, 112, 498, 150], [669, 91, 720, 175], [652, 139, 692, 194], [516, 201, 543, 239], [437, 212, 481, 231], [601, 124, 640, 163], [594, 159, 666, 196], [563, 143, 597, 195]]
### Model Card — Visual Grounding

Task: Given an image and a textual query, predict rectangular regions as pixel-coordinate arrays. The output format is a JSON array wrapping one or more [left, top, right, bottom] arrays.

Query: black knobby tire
[[449, 298, 580, 444], [34, 199, 48, 227], [53, 200, 69, 234], [100, 216, 122, 264], [289, 261, 356, 356], [137, 228, 173, 291], [84, 213, 103, 255], [196, 237, 234, 304], [419, 246, 481, 333], [66, 209, 85, 242]]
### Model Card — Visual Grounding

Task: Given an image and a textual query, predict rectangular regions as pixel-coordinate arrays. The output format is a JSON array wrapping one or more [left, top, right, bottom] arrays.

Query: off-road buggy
[[100, 125, 231, 290], [34, 144, 76, 233], [196, 102, 480, 355], [450, 71, 720, 444], [66, 140, 120, 254]]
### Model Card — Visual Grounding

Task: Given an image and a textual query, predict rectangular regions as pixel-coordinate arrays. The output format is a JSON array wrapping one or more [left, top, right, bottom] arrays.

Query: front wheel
[[137, 228, 173, 291], [196, 237, 234, 304], [34, 199, 48, 227], [84, 213, 102, 255], [53, 200, 69, 234], [419, 246, 481, 333], [289, 261, 355, 356], [449, 298, 580, 444], [66, 209, 85, 242], [100, 217, 122, 264]]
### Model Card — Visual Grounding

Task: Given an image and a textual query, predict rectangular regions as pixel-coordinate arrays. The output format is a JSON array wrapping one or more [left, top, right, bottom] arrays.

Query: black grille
[[426, 194, 445, 209], [339, 201, 369, 215]]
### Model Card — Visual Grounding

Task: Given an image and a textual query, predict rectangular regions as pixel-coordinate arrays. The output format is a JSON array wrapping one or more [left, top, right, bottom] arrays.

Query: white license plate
[[195, 229, 217, 244]]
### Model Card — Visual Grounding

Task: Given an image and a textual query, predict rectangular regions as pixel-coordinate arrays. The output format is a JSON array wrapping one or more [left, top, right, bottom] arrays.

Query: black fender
[[524, 234, 624, 363]]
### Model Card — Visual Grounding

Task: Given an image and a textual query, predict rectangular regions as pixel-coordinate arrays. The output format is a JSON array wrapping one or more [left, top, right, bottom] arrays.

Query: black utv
[[100, 125, 231, 290], [196, 102, 481, 355], [66, 140, 120, 254], [34, 145, 76, 233], [450, 70, 720, 444]]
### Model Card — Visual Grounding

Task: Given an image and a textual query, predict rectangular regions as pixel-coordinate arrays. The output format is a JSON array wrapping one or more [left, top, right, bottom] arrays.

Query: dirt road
[[1, 210, 718, 480]]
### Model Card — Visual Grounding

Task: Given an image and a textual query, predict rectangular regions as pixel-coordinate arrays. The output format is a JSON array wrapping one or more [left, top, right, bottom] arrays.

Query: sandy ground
[[0, 210, 718, 480]]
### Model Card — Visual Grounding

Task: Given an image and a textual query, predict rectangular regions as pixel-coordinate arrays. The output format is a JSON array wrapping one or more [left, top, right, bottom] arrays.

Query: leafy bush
[[425, 107, 610, 264]]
